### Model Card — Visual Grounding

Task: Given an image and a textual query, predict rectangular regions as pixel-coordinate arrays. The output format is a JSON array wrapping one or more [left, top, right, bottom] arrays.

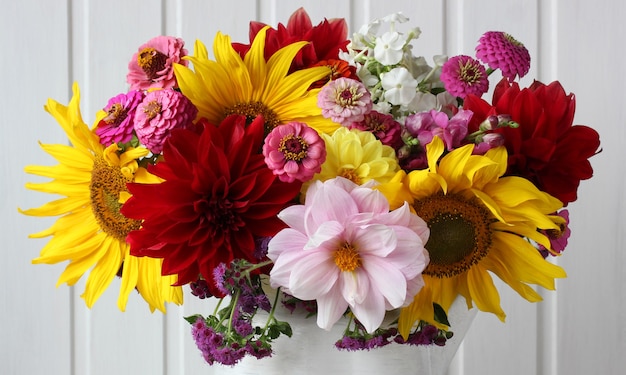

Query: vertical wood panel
[[555, 1, 626, 374], [1, 0, 73, 374]]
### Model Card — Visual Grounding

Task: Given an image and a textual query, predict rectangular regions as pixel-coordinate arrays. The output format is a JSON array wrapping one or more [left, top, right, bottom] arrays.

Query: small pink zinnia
[[348, 111, 403, 149], [475, 31, 531, 82], [318, 77, 372, 126], [440, 55, 489, 99], [127, 36, 188, 91], [263, 122, 326, 183], [95, 90, 144, 146], [133, 89, 197, 154], [268, 177, 430, 333], [404, 109, 472, 151]]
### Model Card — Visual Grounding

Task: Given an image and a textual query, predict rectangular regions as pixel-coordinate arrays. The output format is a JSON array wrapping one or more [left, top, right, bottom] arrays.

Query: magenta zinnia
[[122, 115, 302, 295], [440, 55, 489, 99], [475, 31, 530, 82], [263, 121, 326, 183]]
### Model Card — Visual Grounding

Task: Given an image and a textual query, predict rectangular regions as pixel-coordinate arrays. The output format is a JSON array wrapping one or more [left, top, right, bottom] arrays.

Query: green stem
[[260, 286, 283, 336]]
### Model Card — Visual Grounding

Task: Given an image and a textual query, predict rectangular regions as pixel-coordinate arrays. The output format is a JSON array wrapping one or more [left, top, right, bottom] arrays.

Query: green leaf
[[432, 303, 450, 327], [275, 321, 293, 338], [184, 314, 204, 325]]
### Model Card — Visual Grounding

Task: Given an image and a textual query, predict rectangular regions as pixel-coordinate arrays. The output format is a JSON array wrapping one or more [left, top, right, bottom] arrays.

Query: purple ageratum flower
[[95, 90, 144, 146], [318, 77, 373, 126], [133, 89, 197, 154], [475, 31, 531, 82], [267, 177, 430, 333], [263, 122, 326, 183], [404, 109, 473, 151], [440, 55, 489, 99], [348, 111, 403, 149], [127, 36, 188, 91]]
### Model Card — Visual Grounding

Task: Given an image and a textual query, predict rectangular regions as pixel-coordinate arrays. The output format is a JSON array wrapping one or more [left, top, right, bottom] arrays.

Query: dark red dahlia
[[463, 79, 600, 205], [232, 7, 349, 72], [122, 115, 302, 295]]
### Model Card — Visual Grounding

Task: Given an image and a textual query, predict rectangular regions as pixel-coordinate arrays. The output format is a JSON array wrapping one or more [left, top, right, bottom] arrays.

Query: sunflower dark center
[[90, 156, 141, 241], [279, 135, 308, 161], [137, 47, 168, 80], [413, 193, 493, 278], [224, 101, 280, 134]]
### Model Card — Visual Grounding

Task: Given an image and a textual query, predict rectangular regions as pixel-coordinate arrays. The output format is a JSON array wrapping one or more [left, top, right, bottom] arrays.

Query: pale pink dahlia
[[318, 77, 372, 126], [268, 177, 430, 333], [95, 90, 144, 145], [262, 122, 326, 183], [127, 36, 188, 91], [133, 89, 197, 154], [475, 31, 530, 82], [440, 55, 489, 99]]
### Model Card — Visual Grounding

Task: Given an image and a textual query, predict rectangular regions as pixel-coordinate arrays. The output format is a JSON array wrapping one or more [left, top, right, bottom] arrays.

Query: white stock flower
[[374, 31, 405, 65], [381, 67, 418, 106]]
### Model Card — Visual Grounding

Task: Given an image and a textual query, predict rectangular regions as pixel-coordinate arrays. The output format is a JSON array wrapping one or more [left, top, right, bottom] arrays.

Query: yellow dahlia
[[390, 136, 566, 337], [19, 83, 182, 312], [311, 127, 399, 187], [173, 26, 340, 135]]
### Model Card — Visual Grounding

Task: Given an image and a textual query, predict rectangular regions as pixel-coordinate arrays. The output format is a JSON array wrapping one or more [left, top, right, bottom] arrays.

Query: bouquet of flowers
[[21, 8, 600, 367]]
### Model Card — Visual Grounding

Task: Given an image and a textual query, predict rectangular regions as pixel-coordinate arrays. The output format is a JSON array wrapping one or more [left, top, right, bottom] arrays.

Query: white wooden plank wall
[[2, 0, 622, 374]]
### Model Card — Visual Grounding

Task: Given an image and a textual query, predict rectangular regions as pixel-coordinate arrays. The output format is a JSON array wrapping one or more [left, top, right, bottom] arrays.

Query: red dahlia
[[232, 7, 349, 72], [122, 115, 302, 295], [463, 79, 600, 205]]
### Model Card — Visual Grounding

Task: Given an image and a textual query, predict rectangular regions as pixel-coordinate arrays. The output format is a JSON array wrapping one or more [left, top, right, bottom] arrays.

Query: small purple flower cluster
[[191, 317, 272, 366], [335, 327, 398, 351], [188, 260, 292, 366], [394, 324, 454, 347]]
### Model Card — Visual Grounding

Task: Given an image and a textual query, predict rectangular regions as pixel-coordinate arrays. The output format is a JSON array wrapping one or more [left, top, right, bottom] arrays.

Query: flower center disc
[[224, 101, 280, 134], [334, 243, 361, 272], [279, 135, 308, 161], [90, 157, 142, 242], [413, 193, 493, 278], [137, 47, 168, 80]]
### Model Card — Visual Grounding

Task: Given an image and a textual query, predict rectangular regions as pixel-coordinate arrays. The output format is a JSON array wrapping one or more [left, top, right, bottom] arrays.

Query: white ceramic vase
[[216, 295, 477, 375]]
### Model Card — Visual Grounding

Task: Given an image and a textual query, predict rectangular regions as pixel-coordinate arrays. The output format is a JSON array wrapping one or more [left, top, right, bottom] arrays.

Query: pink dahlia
[[348, 111, 403, 149], [440, 55, 489, 99], [475, 31, 531, 82], [318, 77, 372, 126], [263, 122, 326, 183], [122, 115, 302, 295], [404, 109, 472, 151], [268, 177, 430, 333], [127, 36, 188, 91], [95, 90, 144, 145], [133, 89, 197, 154]]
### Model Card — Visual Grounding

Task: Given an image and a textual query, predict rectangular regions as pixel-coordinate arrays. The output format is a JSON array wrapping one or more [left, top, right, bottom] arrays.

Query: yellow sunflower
[[385, 136, 566, 337], [19, 83, 182, 312], [173, 26, 340, 134]]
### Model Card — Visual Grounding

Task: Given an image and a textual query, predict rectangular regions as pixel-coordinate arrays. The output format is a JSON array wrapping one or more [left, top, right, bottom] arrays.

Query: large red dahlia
[[232, 7, 350, 72], [463, 79, 600, 205], [122, 115, 301, 295]]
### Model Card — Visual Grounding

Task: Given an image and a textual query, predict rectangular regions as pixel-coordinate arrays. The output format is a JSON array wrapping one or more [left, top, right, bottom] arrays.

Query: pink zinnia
[[404, 109, 472, 151], [268, 177, 430, 333], [475, 31, 531, 82], [440, 55, 489, 99], [263, 122, 326, 183], [348, 111, 403, 149], [318, 77, 372, 126], [95, 90, 144, 146], [127, 36, 188, 91], [133, 89, 197, 154]]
